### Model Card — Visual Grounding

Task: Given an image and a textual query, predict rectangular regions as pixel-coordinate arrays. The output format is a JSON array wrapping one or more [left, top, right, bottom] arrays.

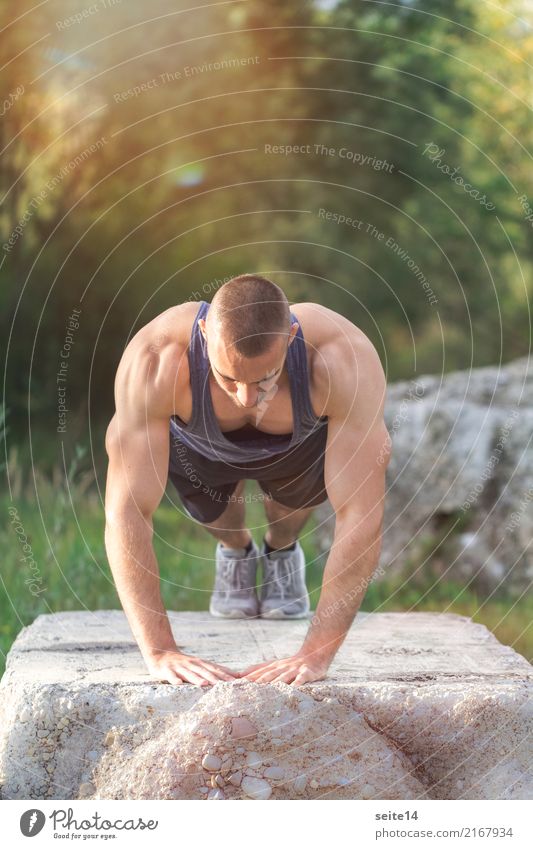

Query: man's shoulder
[[114, 302, 199, 420], [294, 303, 384, 418]]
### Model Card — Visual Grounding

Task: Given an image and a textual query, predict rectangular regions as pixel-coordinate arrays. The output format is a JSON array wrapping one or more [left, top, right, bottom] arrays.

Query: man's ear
[[198, 317, 207, 341]]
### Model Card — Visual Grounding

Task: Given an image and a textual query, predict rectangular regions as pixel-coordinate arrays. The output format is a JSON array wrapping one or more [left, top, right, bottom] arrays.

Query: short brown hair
[[209, 273, 291, 357]]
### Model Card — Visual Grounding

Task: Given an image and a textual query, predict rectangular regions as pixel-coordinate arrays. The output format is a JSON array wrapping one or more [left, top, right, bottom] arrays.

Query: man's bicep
[[105, 339, 174, 520], [323, 338, 391, 528], [324, 414, 390, 529]]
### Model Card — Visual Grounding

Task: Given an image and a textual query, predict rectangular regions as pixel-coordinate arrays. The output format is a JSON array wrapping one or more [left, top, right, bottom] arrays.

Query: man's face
[[199, 319, 297, 409]]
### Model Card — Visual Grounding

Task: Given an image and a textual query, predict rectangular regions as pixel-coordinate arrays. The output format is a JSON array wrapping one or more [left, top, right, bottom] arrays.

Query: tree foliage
[[1, 0, 531, 460]]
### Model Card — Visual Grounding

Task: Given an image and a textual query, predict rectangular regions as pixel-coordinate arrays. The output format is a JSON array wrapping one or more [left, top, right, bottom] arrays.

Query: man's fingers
[[270, 670, 296, 684], [211, 671, 235, 682], [180, 654, 237, 680], [212, 662, 238, 676], [188, 665, 219, 685], [202, 662, 237, 680], [291, 667, 318, 687], [252, 665, 293, 684], [180, 667, 210, 686], [240, 669, 268, 681], [186, 661, 236, 684], [155, 668, 183, 685], [191, 662, 237, 685], [239, 661, 276, 677]]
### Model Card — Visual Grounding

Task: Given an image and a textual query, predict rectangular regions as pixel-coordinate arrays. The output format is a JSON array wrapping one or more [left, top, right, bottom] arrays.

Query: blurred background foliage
[[1, 0, 532, 668]]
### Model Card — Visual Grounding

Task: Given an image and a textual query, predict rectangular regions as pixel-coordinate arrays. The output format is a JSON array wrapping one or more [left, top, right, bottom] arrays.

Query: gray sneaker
[[209, 540, 260, 619], [259, 540, 311, 619]]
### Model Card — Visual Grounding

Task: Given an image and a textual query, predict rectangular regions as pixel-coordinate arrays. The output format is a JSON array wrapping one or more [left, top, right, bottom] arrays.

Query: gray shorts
[[167, 425, 329, 523]]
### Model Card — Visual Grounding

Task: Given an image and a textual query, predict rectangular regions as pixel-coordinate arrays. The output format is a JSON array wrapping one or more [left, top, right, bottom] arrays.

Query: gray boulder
[[315, 356, 533, 592]]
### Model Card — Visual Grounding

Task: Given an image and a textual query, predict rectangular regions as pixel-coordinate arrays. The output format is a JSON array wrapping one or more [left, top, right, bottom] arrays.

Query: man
[[104, 274, 391, 687]]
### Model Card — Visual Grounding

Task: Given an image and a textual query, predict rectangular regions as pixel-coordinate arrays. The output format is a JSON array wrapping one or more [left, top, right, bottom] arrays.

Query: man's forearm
[[104, 511, 177, 659], [300, 516, 384, 662]]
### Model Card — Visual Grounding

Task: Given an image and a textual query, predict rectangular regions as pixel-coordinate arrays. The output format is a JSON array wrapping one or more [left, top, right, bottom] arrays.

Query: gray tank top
[[170, 300, 328, 463]]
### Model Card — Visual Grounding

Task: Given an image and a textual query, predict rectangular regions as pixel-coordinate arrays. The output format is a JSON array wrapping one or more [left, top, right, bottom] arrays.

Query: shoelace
[[217, 559, 254, 599], [262, 557, 295, 601]]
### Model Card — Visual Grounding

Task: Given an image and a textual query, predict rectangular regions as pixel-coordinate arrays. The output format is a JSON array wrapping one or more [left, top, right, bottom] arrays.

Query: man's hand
[[146, 649, 237, 686], [238, 651, 332, 686]]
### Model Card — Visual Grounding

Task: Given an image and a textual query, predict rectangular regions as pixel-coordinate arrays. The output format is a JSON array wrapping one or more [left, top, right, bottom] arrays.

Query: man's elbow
[[105, 498, 153, 532]]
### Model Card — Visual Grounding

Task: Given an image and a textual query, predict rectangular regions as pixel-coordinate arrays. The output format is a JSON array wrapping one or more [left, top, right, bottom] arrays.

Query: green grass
[[1, 450, 531, 677]]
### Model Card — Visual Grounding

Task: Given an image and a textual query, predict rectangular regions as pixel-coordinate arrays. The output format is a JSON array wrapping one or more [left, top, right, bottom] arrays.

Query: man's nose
[[236, 384, 258, 407]]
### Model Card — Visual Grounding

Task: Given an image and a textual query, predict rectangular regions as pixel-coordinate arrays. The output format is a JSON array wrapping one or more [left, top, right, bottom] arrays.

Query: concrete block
[[0, 611, 531, 800]]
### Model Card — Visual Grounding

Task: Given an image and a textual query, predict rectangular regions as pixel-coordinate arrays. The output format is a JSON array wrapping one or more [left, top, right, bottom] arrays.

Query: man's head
[[198, 273, 299, 409]]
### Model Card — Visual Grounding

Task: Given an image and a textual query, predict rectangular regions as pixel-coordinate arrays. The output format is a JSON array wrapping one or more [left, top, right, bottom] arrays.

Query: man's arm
[[241, 333, 391, 685], [104, 338, 236, 686], [296, 337, 391, 669]]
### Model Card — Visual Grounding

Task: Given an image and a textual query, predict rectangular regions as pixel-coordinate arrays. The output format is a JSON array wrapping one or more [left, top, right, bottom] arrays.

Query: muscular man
[[104, 274, 391, 687]]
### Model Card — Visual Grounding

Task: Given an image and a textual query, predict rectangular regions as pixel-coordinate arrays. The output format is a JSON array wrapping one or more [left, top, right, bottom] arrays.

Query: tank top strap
[[286, 310, 324, 435], [186, 300, 210, 431]]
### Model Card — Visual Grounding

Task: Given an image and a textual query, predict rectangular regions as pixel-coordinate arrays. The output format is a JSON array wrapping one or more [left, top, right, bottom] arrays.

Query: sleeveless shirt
[[169, 300, 328, 463]]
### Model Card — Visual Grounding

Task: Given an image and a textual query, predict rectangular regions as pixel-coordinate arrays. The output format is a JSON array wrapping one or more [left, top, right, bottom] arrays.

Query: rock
[[315, 356, 533, 592], [241, 776, 272, 800], [201, 754, 222, 772], [78, 782, 94, 798], [245, 751, 262, 768], [293, 775, 307, 793], [207, 789, 224, 800], [0, 610, 531, 800], [263, 766, 284, 780], [230, 717, 257, 739]]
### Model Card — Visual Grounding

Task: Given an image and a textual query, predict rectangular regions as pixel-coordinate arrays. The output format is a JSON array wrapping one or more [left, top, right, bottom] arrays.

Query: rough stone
[[207, 788, 224, 800], [293, 774, 307, 793], [0, 610, 531, 800], [230, 717, 257, 739], [201, 754, 222, 772], [263, 765, 284, 780], [241, 775, 272, 800], [315, 356, 533, 591], [245, 751, 262, 768]]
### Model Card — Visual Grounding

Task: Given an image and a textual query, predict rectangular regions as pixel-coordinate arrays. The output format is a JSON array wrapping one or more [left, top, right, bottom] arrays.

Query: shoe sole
[[260, 606, 311, 620], [209, 605, 259, 619]]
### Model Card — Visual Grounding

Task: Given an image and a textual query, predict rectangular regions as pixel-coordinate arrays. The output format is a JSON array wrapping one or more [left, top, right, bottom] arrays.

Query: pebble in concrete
[[202, 753, 222, 772], [241, 776, 272, 800], [245, 751, 262, 768], [263, 766, 285, 780]]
